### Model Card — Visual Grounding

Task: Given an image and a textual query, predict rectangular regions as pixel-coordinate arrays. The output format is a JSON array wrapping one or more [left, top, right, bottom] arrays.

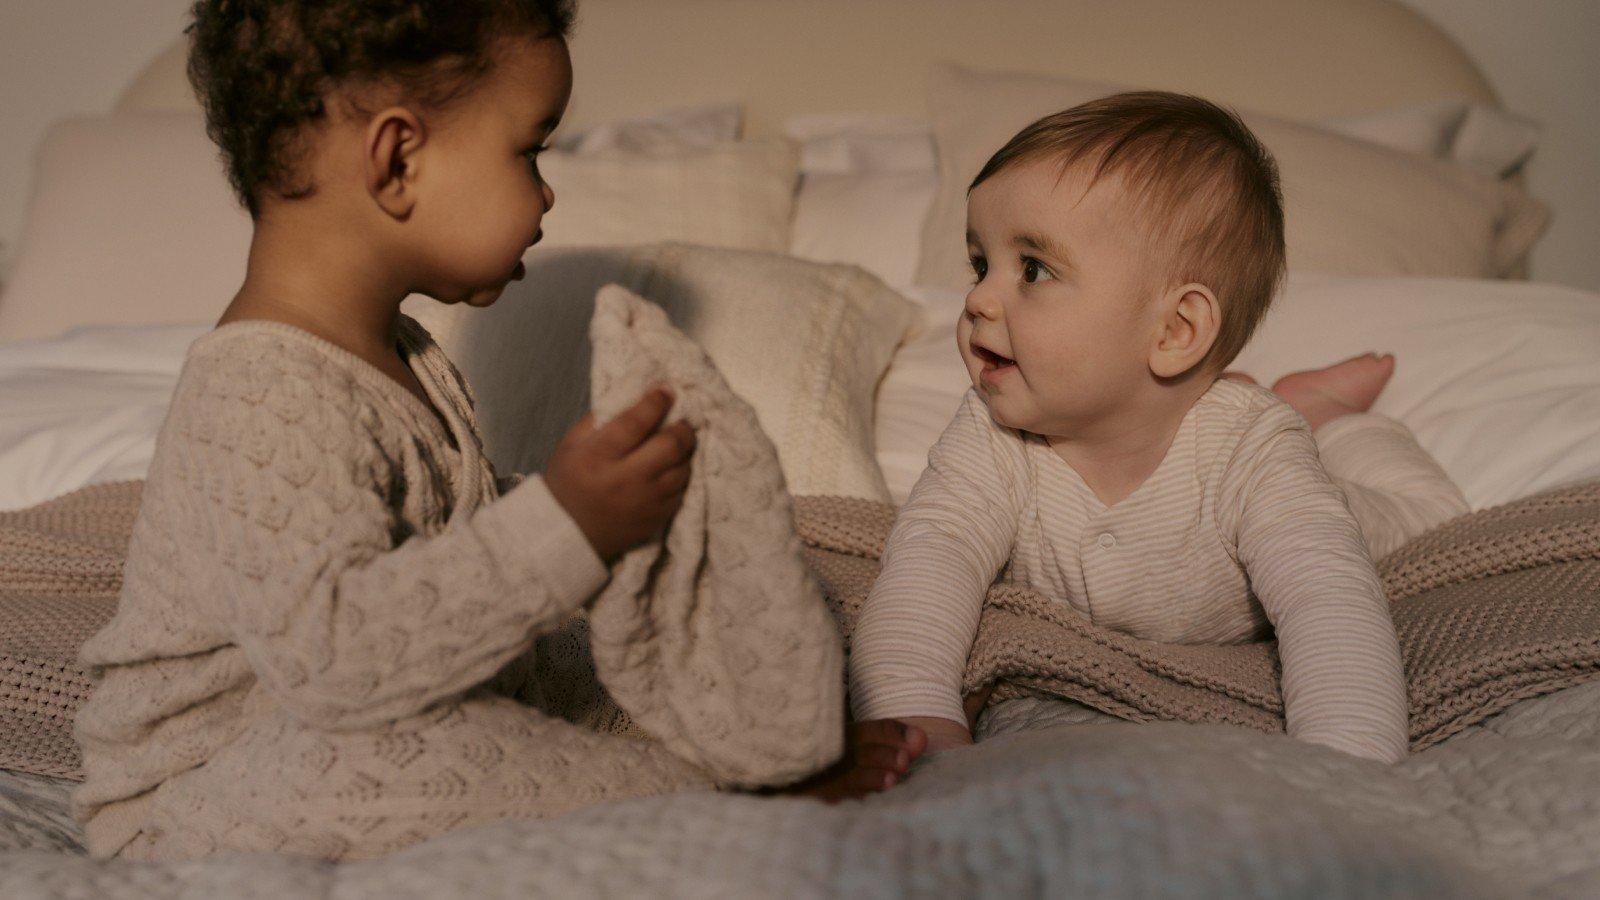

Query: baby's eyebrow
[[1017, 232, 1073, 267]]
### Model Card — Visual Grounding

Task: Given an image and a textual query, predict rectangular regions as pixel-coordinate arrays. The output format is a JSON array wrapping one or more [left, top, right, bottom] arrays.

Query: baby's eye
[[1021, 256, 1053, 284], [969, 255, 988, 281], [522, 146, 549, 174]]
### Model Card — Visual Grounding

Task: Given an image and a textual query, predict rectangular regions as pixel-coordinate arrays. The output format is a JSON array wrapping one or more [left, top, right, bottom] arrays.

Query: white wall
[[1, 0, 1597, 290]]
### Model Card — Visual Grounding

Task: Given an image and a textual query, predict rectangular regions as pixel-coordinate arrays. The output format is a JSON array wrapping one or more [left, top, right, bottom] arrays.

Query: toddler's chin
[[464, 287, 506, 308]]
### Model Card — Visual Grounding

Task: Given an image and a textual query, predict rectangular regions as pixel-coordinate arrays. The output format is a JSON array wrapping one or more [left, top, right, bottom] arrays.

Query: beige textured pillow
[[0, 110, 795, 343], [535, 140, 799, 252], [914, 64, 1551, 291], [404, 243, 918, 502]]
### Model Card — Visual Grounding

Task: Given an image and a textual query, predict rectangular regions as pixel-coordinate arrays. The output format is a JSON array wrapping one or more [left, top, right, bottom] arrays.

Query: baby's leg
[[1228, 354, 1468, 560], [126, 692, 713, 861]]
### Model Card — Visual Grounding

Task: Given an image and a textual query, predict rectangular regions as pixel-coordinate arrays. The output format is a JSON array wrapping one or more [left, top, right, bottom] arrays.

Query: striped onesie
[[849, 377, 1468, 763]]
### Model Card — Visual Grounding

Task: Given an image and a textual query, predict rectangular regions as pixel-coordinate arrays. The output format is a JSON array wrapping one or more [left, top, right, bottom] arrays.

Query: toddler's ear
[[363, 107, 427, 219], [1149, 284, 1221, 379]]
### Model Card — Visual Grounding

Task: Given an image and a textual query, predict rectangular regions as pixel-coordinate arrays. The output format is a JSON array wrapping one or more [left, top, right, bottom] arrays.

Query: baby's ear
[[363, 106, 427, 219], [1149, 283, 1221, 379]]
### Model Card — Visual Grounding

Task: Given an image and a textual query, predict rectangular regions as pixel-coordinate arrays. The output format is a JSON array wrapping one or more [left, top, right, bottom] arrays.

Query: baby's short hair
[[187, 0, 576, 216], [970, 92, 1286, 371]]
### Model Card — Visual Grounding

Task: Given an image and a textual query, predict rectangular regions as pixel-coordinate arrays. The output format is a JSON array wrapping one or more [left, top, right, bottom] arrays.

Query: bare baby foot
[[1269, 352, 1395, 429]]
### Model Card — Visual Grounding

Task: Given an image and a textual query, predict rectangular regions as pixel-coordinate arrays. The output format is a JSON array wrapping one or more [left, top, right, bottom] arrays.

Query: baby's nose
[[964, 283, 1001, 320]]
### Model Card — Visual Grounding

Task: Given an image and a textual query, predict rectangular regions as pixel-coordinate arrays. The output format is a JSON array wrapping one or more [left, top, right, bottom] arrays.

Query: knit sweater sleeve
[[848, 390, 1028, 725], [171, 350, 609, 731], [1218, 401, 1409, 764]]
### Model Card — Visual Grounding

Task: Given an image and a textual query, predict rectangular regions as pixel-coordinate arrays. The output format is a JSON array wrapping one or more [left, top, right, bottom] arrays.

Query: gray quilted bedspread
[[3, 681, 1597, 898]]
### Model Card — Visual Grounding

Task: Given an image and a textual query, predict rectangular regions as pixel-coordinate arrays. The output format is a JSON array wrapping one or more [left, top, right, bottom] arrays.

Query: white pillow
[[788, 173, 936, 288], [873, 276, 1600, 511], [0, 108, 785, 344], [784, 115, 939, 287], [406, 242, 919, 502], [784, 114, 937, 175], [914, 64, 1551, 291]]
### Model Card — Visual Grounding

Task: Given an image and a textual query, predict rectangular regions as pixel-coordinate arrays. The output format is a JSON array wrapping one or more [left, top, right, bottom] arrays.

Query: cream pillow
[[404, 243, 918, 502], [534, 140, 798, 252], [0, 111, 795, 343], [914, 64, 1550, 291]]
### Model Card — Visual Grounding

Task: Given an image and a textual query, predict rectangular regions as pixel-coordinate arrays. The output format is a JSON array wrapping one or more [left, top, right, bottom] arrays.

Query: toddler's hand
[[546, 387, 696, 563]]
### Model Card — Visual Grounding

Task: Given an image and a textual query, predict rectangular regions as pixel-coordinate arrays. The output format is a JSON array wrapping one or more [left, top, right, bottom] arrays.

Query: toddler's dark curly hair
[[188, 0, 576, 215]]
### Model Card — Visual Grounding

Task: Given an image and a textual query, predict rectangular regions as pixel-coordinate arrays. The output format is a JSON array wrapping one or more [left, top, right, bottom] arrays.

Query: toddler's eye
[[522, 145, 549, 174], [969, 255, 988, 281], [1022, 257, 1053, 284]]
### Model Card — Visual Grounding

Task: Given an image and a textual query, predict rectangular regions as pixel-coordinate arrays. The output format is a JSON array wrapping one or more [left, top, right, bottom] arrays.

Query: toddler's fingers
[[597, 388, 674, 455], [557, 411, 598, 447], [626, 421, 696, 475], [654, 463, 691, 495]]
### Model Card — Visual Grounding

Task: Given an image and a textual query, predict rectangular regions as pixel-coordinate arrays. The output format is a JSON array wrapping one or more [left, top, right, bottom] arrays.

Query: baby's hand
[[898, 716, 974, 755], [787, 719, 928, 802], [546, 388, 696, 563]]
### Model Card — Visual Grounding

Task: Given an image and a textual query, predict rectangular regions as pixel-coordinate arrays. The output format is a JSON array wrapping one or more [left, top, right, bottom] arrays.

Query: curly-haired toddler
[[72, 0, 840, 861]]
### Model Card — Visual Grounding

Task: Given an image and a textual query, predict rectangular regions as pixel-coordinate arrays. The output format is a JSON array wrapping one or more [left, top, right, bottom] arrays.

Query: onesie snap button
[[1097, 532, 1116, 549]]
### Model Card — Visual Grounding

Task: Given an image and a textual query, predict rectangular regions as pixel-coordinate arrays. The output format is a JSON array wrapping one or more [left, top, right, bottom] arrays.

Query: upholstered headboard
[[116, 0, 1497, 133]]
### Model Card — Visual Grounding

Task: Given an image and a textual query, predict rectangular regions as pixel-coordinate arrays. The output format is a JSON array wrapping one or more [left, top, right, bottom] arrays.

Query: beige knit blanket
[[796, 480, 1600, 751], [4, 478, 1600, 779]]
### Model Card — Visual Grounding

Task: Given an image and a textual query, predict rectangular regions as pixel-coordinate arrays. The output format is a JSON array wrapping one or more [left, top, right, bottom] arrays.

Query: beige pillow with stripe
[[914, 63, 1550, 291]]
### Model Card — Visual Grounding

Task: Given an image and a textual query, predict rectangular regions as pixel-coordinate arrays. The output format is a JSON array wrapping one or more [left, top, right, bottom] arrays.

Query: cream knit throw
[[3, 473, 1599, 777], [549, 286, 844, 785], [799, 479, 1600, 750]]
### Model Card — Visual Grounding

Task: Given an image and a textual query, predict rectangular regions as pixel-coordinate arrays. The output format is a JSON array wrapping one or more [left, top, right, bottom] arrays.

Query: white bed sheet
[[2, 275, 1598, 514], [875, 274, 1600, 509], [0, 324, 201, 511]]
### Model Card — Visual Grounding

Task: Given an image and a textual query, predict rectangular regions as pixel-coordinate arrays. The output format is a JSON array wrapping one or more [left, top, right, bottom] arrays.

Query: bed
[[1, 0, 1598, 895]]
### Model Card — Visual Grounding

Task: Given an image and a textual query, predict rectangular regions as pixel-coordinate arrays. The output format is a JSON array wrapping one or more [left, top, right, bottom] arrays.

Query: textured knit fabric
[[6, 475, 1598, 787], [70, 308, 841, 862], [805, 477, 1600, 751], [850, 380, 1464, 763]]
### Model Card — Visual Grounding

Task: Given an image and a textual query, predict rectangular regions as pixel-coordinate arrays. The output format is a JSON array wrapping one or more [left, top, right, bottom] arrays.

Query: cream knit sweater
[[73, 308, 841, 861]]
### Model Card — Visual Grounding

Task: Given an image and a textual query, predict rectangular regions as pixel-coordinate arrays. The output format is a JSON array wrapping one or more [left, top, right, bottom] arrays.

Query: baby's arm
[[850, 391, 1027, 753], [1223, 404, 1409, 764]]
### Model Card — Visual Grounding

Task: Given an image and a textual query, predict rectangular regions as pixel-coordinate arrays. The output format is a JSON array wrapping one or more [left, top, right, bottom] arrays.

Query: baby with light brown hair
[[826, 93, 1470, 794]]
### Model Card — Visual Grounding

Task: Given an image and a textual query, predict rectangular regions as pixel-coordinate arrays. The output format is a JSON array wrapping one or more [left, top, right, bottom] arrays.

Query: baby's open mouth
[[973, 344, 1015, 369]]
